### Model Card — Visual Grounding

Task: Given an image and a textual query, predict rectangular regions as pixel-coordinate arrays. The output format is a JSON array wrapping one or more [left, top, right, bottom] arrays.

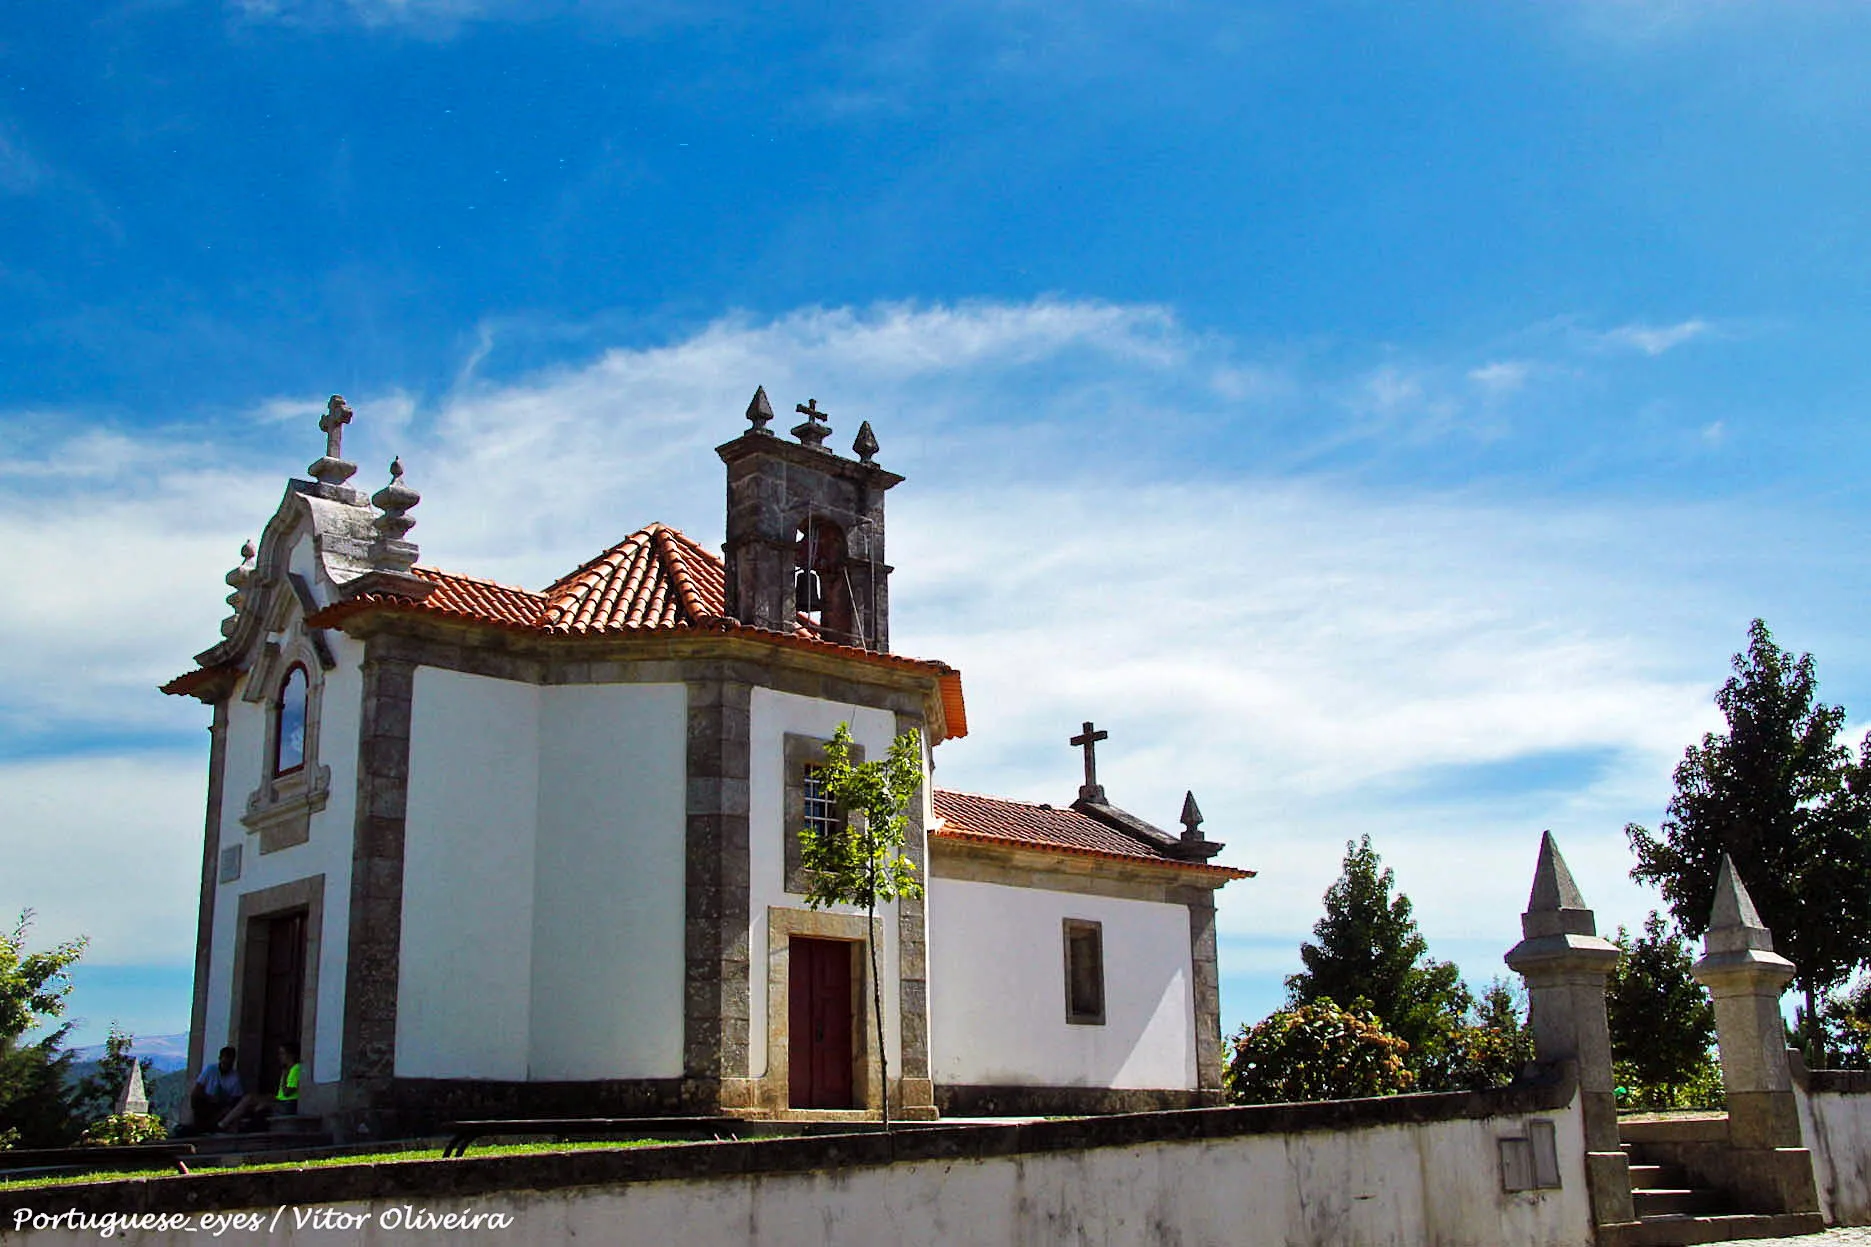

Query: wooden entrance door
[[788, 937, 854, 1109], [256, 911, 306, 1096]]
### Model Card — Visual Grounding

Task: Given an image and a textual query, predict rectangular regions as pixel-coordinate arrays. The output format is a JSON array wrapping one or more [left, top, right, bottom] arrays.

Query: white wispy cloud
[[1, 297, 1845, 1032], [1468, 359, 1533, 396], [1598, 318, 1714, 356]]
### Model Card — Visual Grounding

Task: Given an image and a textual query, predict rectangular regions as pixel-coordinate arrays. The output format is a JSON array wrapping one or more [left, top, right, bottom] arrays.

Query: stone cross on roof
[[308, 394, 359, 489], [1071, 720, 1108, 802], [320, 395, 354, 459], [792, 398, 832, 448]]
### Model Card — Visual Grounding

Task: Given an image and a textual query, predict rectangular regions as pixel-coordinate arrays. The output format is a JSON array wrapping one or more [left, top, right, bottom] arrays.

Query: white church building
[[163, 391, 1251, 1136]]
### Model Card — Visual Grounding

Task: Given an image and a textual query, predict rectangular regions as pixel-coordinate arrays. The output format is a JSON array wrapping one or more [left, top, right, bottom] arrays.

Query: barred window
[[802, 763, 837, 843], [785, 734, 864, 895]]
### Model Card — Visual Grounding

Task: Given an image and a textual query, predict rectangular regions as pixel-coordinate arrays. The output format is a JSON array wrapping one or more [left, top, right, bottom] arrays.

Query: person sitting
[[217, 1041, 301, 1132], [183, 1046, 244, 1134]]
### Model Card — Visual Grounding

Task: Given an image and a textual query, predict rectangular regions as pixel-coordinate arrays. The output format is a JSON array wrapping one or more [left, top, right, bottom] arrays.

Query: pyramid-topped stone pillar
[[1504, 831, 1633, 1226], [1692, 854, 1802, 1149]]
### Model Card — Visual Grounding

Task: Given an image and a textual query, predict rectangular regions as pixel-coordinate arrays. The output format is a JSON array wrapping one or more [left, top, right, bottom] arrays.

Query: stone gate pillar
[[1692, 855, 1799, 1146], [1690, 854, 1820, 1214], [1504, 831, 1634, 1227]]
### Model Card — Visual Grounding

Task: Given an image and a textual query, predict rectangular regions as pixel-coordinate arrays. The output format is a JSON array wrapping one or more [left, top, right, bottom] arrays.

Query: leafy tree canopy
[[1607, 911, 1716, 1094], [1286, 835, 1472, 1079], [798, 723, 925, 912], [1626, 620, 1871, 1028], [1, 911, 88, 1148]]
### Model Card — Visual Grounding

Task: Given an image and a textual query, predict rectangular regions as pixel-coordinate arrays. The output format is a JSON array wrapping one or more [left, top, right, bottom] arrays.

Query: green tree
[[797, 722, 924, 1130], [1286, 835, 1473, 1084], [1226, 1000, 1414, 1103], [1607, 911, 1718, 1105], [1812, 979, 1871, 1070], [1440, 978, 1536, 1092], [1626, 620, 1871, 1052], [0, 911, 88, 1148]]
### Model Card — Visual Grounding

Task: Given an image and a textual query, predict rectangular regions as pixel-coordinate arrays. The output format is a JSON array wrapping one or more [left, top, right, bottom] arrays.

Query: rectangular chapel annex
[[162, 390, 1252, 1137]]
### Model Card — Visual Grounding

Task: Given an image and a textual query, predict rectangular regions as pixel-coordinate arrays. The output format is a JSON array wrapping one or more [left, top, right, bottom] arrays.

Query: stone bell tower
[[716, 388, 901, 652]]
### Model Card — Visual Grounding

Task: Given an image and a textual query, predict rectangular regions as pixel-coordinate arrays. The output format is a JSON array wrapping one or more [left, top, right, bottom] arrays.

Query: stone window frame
[[782, 733, 864, 896], [1063, 918, 1106, 1026], [241, 610, 331, 855]]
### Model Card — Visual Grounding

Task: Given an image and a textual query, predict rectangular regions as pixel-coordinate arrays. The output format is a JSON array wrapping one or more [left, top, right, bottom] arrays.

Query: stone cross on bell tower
[[1071, 721, 1108, 802], [792, 398, 832, 449]]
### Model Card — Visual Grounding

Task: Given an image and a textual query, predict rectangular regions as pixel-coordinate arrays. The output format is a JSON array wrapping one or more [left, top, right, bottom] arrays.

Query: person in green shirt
[[274, 1041, 301, 1115], [217, 1041, 303, 1131]]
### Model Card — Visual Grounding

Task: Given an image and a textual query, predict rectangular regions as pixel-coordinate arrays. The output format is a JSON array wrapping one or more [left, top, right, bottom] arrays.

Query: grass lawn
[[0, 1137, 673, 1192]]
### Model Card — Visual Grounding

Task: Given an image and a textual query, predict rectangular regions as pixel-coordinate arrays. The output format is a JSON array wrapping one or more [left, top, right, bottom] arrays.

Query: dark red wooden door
[[258, 911, 306, 1094], [788, 938, 854, 1109]]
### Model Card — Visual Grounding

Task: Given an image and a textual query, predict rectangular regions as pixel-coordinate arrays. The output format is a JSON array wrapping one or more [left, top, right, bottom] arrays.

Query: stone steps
[[1604, 1126, 1824, 1246], [1598, 1212, 1826, 1246]]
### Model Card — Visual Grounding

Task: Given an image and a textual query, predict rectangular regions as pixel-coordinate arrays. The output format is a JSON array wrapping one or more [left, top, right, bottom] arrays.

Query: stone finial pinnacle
[[853, 420, 880, 465], [114, 1058, 149, 1117], [1710, 853, 1764, 932], [1701, 853, 1779, 957], [746, 386, 775, 435], [370, 456, 422, 573], [221, 539, 258, 638], [1180, 790, 1205, 841], [1528, 829, 1588, 913], [1514, 830, 1600, 940]]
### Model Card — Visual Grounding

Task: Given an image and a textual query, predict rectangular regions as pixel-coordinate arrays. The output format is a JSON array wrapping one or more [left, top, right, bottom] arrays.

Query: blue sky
[[5, 0, 1871, 1050]]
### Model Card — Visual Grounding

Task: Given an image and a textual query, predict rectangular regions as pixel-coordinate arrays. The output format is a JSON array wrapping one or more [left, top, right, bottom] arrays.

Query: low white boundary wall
[[1798, 1069, 1871, 1226], [5, 1081, 1593, 1247]]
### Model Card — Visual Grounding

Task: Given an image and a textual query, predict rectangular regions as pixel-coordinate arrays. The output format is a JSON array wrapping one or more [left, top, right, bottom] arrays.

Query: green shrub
[[1227, 1000, 1414, 1104], [1613, 1058, 1724, 1111], [77, 1113, 167, 1146]]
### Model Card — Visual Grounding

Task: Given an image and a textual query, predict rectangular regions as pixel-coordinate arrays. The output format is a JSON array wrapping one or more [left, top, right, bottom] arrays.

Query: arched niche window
[[794, 518, 856, 644], [273, 665, 309, 777]]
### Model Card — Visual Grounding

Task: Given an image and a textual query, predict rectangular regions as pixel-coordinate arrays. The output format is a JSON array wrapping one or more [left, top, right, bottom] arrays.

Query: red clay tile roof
[[542, 524, 727, 633], [253, 522, 966, 736], [409, 566, 547, 628], [931, 789, 1251, 878]]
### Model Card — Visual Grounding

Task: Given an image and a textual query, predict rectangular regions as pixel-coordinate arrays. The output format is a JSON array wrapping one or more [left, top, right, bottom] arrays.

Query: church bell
[[794, 567, 824, 612]]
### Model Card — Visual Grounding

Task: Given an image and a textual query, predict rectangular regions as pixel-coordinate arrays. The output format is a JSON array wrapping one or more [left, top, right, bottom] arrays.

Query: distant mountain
[[70, 1032, 190, 1072]]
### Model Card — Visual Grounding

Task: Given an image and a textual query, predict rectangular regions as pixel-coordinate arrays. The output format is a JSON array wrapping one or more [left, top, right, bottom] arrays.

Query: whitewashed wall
[[203, 529, 365, 1089], [11, 1100, 1593, 1247], [747, 688, 905, 1079], [1798, 1082, 1871, 1225], [399, 671, 689, 1080], [529, 683, 687, 1080], [400, 669, 541, 1079], [928, 879, 1194, 1090]]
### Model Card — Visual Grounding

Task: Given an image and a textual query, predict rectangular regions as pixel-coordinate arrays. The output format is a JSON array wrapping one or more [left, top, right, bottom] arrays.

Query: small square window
[[1064, 919, 1105, 1026]]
